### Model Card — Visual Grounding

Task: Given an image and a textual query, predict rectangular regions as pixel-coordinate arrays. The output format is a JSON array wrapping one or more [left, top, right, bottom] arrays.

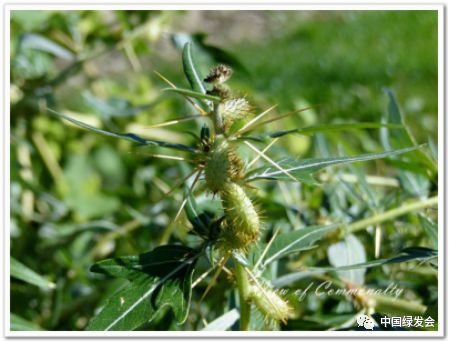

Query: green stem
[[341, 195, 438, 237], [371, 293, 427, 315], [234, 258, 251, 331]]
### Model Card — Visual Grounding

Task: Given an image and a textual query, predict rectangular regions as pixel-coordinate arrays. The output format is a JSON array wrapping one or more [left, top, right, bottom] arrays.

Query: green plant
[[47, 42, 437, 332]]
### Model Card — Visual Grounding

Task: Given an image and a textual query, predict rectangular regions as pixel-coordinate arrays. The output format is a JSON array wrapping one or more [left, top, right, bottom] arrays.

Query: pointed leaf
[[88, 245, 199, 330], [20, 33, 74, 60], [246, 145, 423, 184], [10, 314, 44, 331], [181, 42, 210, 112], [383, 89, 415, 148], [381, 89, 437, 174], [10, 257, 55, 290], [163, 88, 220, 103], [278, 247, 438, 288], [184, 189, 211, 238], [263, 224, 339, 266], [310, 247, 437, 272], [48, 108, 196, 153], [202, 309, 240, 331], [240, 122, 402, 142], [182, 42, 206, 94], [418, 215, 438, 249]]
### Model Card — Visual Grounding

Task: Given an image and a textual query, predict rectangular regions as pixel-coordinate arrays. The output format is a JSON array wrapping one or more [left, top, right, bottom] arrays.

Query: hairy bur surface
[[219, 182, 260, 249], [248, 285, 292, 323]]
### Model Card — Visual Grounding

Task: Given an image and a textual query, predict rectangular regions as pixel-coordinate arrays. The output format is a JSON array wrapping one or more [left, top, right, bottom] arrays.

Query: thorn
[[251, 105, 317, 131], [236, 104, 278, 135], [153, 70, 209, 116], [254, 227, 280, 270], [244, 140, 299, 182], [145, 114, 205, 129], [247, 137, 280, 169]]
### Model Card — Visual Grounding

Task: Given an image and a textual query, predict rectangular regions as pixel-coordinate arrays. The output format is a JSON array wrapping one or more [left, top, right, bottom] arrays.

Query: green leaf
[[182, 42, 206, 94], [184, 188, 211, 238], [246, 145, 423, 184], [383, 89, 415, 148], [381, 89, 437, 175], [276, 247, 438, 288], [419, 215, 438, 249], [327, 234, 366, 285], [10, 257, 55, 290], [262, 224, 339, 266], [20, 33, 74, 60], [10, 313, 44, 331], [202, 309, 240, 331], [181, 42, 210, 112], [240, 122, 402, 142], [82, 90, 155, 119], [311, 247, 437, 272], [48, 108, 196, 153], [61, 154, 120, 220], [88, 245, 199, 331], [163, 88, 220, 103]]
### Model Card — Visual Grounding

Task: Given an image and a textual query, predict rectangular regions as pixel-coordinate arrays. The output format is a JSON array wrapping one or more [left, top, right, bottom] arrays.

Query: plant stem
[[233, 258, 251, 331], [342, 195, 438, 237], [371, 293, 427, 315]]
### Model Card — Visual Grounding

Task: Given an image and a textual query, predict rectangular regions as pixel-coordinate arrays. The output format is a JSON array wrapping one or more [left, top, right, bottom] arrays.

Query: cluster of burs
[[202, 65, 291, 323]]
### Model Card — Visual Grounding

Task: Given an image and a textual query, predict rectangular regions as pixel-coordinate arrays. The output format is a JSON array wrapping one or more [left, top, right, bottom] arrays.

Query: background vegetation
[[10, 10, 438, 331]]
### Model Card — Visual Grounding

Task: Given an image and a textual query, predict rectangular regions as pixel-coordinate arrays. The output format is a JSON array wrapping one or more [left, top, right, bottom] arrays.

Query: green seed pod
[[204, 135, 230, 193], [249, 285, 291, 323], [219, 182, 260, 249]]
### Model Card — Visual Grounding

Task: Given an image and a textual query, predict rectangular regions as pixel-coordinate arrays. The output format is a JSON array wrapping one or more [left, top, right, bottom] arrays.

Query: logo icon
[[357, 314, 375, 330]]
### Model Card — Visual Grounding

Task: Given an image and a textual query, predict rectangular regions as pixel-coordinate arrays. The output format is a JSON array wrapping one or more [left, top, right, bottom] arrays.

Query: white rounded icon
[[356, 314, 375, 330]]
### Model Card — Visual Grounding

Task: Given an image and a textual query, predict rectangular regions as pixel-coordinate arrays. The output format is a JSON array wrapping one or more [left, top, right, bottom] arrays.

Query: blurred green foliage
[[10, 10, 438, 331]]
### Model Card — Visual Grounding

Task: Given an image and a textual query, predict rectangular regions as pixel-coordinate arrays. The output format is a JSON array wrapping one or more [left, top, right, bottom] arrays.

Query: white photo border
[[2, 0, 446, 339]]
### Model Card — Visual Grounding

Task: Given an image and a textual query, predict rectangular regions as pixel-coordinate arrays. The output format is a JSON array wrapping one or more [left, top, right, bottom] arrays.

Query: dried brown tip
[[204, 65, 233, 84]]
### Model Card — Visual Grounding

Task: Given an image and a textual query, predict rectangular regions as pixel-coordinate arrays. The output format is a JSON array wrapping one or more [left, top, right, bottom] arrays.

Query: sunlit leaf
[[10, 257, 55, 290], [19, 33, 74, 60], [87, 245, 199, 331], [48, 108, 196, 153], [10, 314, 44, 331], [240, 122, 402, 142], [327, 234, 366, 285], [419, 215, 438, 249], [262, 224, 339, 266], [202, 309, 240, 331], [163, 87, 220, 103], [246, 145, 423, 184], [182, 42, 207, 94]]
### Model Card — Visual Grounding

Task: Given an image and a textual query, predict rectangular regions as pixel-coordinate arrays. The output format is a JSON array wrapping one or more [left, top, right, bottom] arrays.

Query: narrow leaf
[[263, 224, 339, 266], [20, 33, 74, 60], [202, 309, 240, 331], [48, 108, 196, 153], [163, 88, 220, 102], [184, 188, 211, 238], [381, 89, 437, 174], [277, 247, 438, 288], [418, 215, 438, 249], [246, 145, 423, 184], [311, 247, 437, 272], [182, 42, 206, 94], [10, 257, 55, 290], [240, 122, 402, 142], [10, 314, 44, 331]]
